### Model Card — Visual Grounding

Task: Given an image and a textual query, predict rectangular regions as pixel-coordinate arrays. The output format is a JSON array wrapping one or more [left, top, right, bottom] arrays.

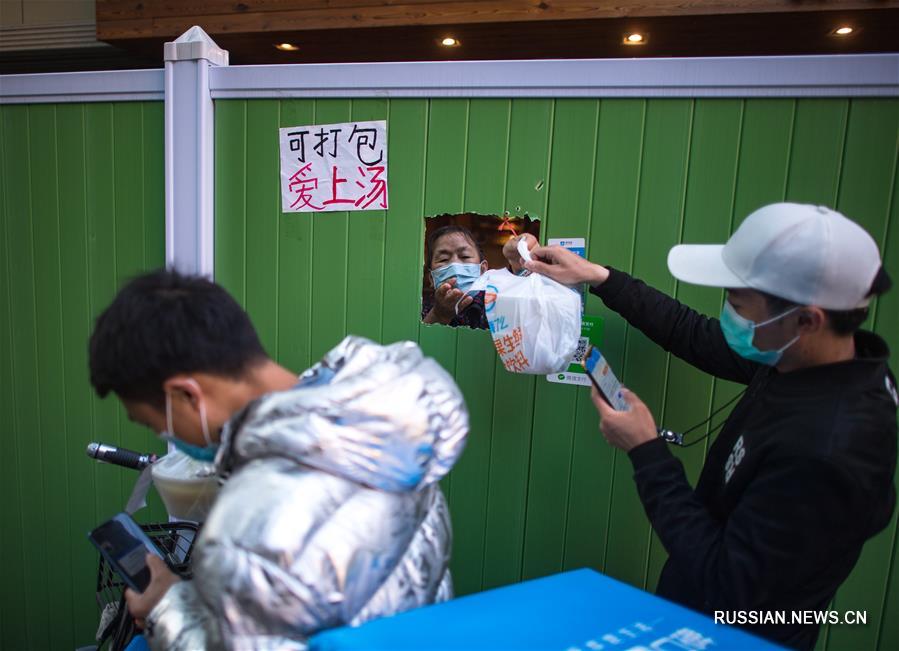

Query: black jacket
[[591, 269, 898, 650]]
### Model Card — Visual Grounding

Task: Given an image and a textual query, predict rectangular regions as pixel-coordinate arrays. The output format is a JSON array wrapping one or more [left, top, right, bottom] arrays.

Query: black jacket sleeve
[[590, 268, 759, 385], [628, 438, 863, 611]]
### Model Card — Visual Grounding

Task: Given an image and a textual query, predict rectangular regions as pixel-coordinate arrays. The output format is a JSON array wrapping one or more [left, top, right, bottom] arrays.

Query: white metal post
[[164, 26, 228, 277]]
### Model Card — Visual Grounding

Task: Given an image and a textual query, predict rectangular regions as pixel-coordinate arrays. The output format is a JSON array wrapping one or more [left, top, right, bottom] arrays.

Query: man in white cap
[[523, 203, 896, 649]]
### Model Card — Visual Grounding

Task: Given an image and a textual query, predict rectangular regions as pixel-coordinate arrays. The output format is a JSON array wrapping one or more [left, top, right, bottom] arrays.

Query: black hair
[[89, 268, 268, 404], [761, 266, 893, 336], [426, 225, 486, 267]]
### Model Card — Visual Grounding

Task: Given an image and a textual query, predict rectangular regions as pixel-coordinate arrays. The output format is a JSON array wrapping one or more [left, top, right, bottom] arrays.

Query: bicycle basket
[[94, 521, 200, 650]]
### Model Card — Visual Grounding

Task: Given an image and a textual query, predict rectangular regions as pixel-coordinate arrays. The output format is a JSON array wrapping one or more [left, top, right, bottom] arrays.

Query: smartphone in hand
[[582, 344, 630, 412], [88, 512, 164, 592]]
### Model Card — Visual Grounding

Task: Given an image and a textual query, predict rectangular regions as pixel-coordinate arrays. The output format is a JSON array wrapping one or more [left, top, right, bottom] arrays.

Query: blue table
[[310, 569, 780, 650]]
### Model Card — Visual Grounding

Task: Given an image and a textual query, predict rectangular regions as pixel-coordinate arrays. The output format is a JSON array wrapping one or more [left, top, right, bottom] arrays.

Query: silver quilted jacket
[[145, 336, 469, 650]]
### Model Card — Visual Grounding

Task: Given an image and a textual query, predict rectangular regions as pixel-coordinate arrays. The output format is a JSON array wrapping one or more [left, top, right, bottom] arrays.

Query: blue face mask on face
[[720, 301, 800, 366], [430, 262, 483, 294], [162, 435, 220, 462], [162, 384, 219, 463]]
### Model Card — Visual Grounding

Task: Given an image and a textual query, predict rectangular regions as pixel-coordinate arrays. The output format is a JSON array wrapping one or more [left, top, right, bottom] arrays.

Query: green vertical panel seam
[[867, 116, 899, 329], [141, 104, 147, 269], [451, 99, 473, 374], [878, 145, 899, 271], [1, 106, 27, 649], [881, 117, 899, 246], [704, 99, 747, 458], [378, 100, 392, 342], [644, 98, 696, 590], [480, 98, 515, 589], [79, 101, 98, 636], [500, 99, 512, 218], [872, 146, 899, 651], [781, 100, 798, 200], [87, 106, 102, 521], [560, 98, 602, 569], [415, 100, 431, 346], [344, 105, 354, 340], [460, 99, 471, 218], [342, 103, 353, 345], [460, 99, 471, 359], [0, 109, 7, 644], [26, 105, 49, 644], [83, 104, 99, 526], [113, 103, 127, 500], [307, 100, 315, 364], [52, 104, 75, 641], [242, 101, 249, 303], [112, 104, 126, 501], [342, 100, 352, 342], [275, 101, 282, 359], [831, 99, 852, 209], [540, 99, 556, 231], [602, 98, 648, 572], [519, 98, 556, 581]]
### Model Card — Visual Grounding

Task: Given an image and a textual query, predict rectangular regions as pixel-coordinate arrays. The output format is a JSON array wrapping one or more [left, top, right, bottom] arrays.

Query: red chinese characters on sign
[[353, 166, 387, 209], [279, 120, 389, 213], [494, 326, 529, 372], [288, 163, 322, 210]]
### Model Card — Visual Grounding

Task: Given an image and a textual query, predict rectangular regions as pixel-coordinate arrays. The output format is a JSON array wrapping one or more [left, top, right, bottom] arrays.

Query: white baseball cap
[[667, 203, 882, 310]]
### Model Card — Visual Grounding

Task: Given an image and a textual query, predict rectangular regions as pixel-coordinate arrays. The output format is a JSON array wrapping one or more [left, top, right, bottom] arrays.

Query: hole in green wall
[[420, 212, 540, 330]]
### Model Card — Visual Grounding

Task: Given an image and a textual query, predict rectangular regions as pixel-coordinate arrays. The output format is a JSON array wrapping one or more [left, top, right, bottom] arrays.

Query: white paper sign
[[279, 120, 388, 213]]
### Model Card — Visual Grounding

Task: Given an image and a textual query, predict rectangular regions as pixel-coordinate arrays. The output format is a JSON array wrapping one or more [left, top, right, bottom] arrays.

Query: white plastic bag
[[151, 450, 220, 521], [469, 241, 582, 374]]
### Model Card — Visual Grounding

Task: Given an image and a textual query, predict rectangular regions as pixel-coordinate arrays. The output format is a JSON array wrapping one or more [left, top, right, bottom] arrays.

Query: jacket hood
[[218, 336, 469, 492]]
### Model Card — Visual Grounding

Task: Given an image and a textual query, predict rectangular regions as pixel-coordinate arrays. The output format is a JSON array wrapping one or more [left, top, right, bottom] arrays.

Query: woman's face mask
[[430, 262, 484, 294], [720, 301, 800, 366], [161, 382, 219, 462]]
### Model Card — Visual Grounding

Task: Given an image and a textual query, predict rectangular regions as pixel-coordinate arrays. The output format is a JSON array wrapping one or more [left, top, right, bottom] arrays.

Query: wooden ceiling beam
[[96, 0, 899, 40]]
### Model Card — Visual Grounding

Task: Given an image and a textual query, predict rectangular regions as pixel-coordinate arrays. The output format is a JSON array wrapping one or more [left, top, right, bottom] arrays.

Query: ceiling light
[[441, 37, 460, 47], [624, 33, 646, 45], [833, 26, 854, 36], [275, 43, 299, 51]]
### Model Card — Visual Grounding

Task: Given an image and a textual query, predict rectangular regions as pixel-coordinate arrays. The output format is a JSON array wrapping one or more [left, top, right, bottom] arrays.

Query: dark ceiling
[[2, 7, 897, 75]]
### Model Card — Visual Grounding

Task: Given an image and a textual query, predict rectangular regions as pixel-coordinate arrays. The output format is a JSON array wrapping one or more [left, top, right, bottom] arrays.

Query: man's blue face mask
[[720, 301, 800, 366], [162, 436, 219, 463], [161, 383, 219, 463], [430, 262, 484, 294]]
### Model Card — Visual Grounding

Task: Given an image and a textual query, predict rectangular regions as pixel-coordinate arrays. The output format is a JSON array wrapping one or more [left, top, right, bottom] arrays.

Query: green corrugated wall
[[0, 102, 168, 650], [214, 97, 899, 651], [1, 96, 897, 649]]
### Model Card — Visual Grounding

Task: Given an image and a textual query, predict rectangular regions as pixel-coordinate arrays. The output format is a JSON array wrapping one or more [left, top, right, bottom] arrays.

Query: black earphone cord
[[670, 389, 747, 448]]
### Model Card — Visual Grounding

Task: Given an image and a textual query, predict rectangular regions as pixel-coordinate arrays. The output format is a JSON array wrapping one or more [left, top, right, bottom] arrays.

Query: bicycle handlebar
[[87, 442, 157, 471]]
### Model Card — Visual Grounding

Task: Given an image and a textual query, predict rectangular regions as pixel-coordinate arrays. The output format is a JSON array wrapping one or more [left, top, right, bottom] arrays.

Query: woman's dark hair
[[89, 268, 267, 404], [762, 266, 893, 336], [426, 225, 486, 266]]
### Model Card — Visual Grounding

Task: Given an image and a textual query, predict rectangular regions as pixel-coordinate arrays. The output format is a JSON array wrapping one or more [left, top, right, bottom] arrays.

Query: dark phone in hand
[[88, 513, 163, 592]]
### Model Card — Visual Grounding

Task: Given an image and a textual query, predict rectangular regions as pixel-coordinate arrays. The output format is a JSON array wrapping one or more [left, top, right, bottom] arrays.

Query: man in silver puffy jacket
[[88, 269, 469, 649]]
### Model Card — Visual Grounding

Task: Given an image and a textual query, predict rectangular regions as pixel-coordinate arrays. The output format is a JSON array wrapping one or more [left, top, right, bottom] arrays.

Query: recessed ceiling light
[[624, 33, 646, 45], [441, 37, 460, 47], [833, 26, 854, 36], [275, 43, 299, 51]]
